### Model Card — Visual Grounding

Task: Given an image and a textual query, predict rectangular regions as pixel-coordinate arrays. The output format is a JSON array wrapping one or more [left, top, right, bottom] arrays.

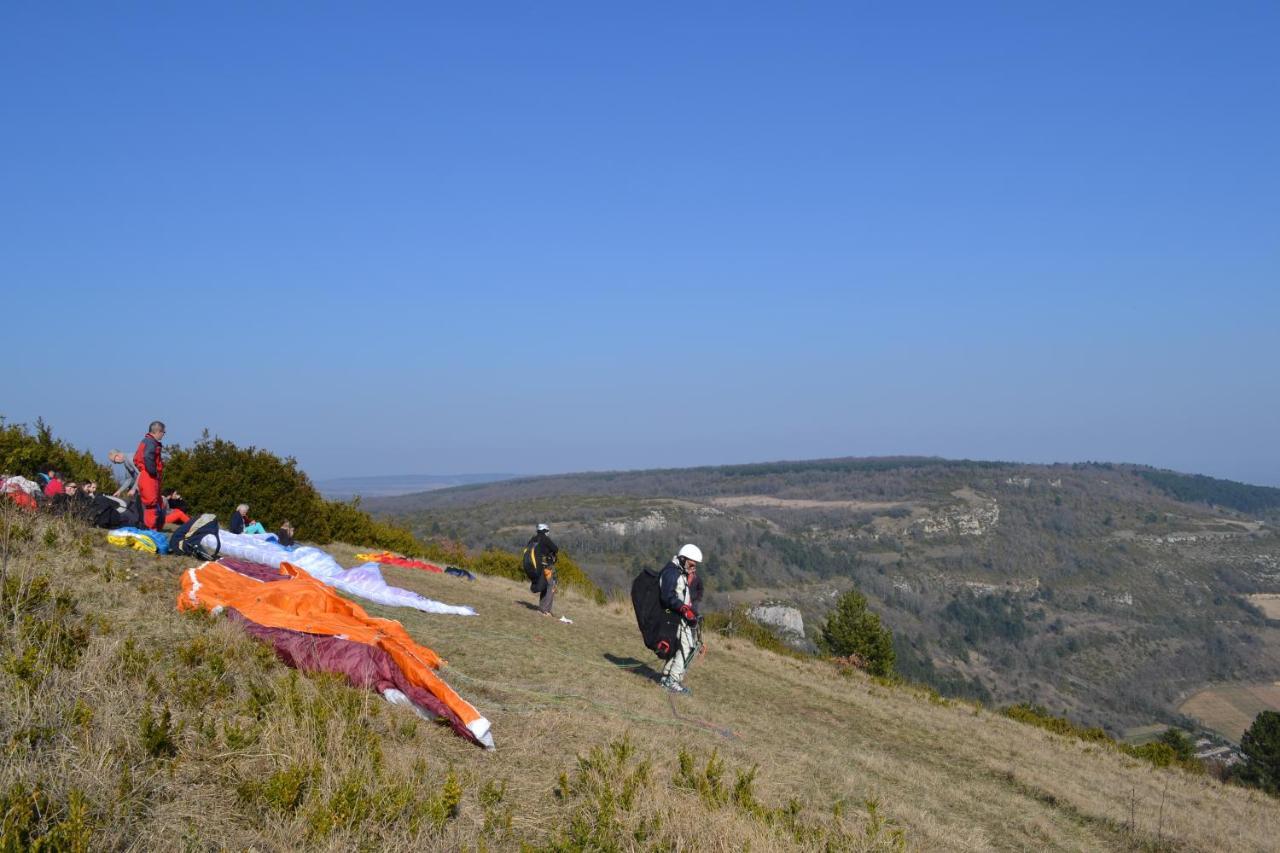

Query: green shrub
[[553, 553, 606, 604], [546, 735, 660, 850], [304, 766, 464, 840], [1002, 703, 1111, 742], [139, 704, 179, 758], [237, 763, 316, 815], [466, 547, 604, 603], [1128, 741, 1180, 768], [675, 746, 729, 807], [0, 417, 114, 489], [1001, 705, 1203, 774], [0, 783, 94, 852], [818, 589, 895, 677], [470, 548, 524, 582], [1158, 727, 1196, 762], [0, 573, 89, 687]]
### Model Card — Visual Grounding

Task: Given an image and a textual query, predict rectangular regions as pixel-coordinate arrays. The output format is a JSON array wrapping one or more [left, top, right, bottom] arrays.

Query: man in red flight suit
[[133, 420, 166, 530]]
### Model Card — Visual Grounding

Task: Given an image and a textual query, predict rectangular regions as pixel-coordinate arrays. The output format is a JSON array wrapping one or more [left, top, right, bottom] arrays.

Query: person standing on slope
[[133, 421, 165, 530], [659, 543, 703, 695], [524, 523, 560, 616]]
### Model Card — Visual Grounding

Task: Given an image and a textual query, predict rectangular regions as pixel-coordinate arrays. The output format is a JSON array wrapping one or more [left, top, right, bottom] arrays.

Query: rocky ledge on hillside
[[748, 603, 805, 639]]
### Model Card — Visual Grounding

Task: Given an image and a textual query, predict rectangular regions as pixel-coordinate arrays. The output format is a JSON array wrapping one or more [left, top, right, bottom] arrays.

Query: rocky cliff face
[[912, 490, 1000, 537], [748, 604, 805, 638], [599, 510, 667, 535]]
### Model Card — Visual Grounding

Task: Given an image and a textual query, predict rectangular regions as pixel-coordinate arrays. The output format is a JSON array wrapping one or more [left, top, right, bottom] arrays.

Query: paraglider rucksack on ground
[[170, 513, 221, 560], [630, 565, 681, 660]]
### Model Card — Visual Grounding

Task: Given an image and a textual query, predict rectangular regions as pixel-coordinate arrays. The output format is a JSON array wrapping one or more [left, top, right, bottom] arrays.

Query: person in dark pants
[[524, 523, 560, 616], [133, 421, 165, 530]]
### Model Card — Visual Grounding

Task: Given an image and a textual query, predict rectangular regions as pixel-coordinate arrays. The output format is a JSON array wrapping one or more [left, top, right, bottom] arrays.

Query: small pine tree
[[818, 589, 895, 677], [1236, 710, 1280, 795]]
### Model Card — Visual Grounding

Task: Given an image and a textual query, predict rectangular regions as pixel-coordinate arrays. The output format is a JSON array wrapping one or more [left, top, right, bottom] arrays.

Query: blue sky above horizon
[[3, 3, 1278, 485]]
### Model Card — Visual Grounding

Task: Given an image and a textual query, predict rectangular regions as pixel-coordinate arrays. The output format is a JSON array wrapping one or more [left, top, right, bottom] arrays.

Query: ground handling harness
[[630, 564, 684, 660]]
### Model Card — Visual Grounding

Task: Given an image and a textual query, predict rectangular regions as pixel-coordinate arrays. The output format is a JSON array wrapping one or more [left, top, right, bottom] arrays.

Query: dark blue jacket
[[659, 559, 690, 612]]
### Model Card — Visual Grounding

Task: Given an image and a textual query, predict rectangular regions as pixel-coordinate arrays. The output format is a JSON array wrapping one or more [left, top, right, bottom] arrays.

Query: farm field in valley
[[1179, 682, 1280, 742], [1247, 594, 1280, 620]]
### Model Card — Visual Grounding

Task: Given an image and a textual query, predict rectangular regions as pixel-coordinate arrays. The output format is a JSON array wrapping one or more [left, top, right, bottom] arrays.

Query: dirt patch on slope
[[711, 495, 912, 512]]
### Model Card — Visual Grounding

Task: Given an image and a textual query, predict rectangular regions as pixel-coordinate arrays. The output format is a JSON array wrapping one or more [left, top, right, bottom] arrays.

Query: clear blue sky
[[3, 3, 1278, 484]]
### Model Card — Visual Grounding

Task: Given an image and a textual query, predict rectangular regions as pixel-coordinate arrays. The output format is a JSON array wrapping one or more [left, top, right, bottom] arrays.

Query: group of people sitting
[[2, 464, 297, 548], [2, 465, 153, 530], [2, 419, 295, 548]]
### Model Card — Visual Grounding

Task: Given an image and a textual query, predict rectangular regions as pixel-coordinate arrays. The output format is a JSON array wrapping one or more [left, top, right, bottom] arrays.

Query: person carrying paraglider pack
[[657, 544, 703, 695], [523, 523, 559, 616]]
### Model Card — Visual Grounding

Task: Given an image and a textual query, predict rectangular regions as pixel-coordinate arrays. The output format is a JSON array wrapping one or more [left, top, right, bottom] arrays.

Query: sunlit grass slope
[[1, 514, 1276, 851]]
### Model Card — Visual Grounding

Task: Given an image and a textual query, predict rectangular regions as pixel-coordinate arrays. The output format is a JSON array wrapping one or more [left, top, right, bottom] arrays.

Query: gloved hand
[[679, 604, 697, 623]]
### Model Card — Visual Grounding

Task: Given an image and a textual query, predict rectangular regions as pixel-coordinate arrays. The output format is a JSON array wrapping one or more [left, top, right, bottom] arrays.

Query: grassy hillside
[[367, 458, 1280, 735], [3, 507, 1278, 850]]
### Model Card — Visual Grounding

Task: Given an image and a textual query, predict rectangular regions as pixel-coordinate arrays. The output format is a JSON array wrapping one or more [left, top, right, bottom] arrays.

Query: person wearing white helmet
[[523, 523, 560, 616], [658, 543, 704, 694]]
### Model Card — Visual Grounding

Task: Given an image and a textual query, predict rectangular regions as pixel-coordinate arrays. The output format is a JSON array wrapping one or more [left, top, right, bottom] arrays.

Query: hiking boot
[[661, 679, 691, 695]]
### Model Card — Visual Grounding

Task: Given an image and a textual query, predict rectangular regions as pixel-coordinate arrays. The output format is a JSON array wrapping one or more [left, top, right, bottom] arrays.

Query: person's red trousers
[[165, 509, 190, 526], [138, 472, 162, 529]]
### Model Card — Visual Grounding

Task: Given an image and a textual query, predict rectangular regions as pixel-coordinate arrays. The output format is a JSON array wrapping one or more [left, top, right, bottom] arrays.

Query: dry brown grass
[[2, 511, 1278, 850]]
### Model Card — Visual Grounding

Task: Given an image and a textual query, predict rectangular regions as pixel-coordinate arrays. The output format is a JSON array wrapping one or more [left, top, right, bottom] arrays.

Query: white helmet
[[537, 523, 550, 532], [677, 543, 703, 564]]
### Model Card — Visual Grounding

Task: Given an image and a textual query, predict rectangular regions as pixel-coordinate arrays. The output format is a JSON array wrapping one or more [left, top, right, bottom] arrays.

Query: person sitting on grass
[[40, 468, 64, 498], [162, 488, 190, 527], [49, 481, 76, 515], [229, 503, 267, 535]]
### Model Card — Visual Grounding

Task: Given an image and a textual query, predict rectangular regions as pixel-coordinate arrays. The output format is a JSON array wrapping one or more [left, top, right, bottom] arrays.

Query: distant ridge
[[316, 473, 515, 500]]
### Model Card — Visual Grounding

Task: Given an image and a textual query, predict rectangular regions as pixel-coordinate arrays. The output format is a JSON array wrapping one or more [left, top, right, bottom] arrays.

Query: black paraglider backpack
[[631, 564, 681, 660], [169, 513, 221, 561], [521, 543, 540, 582], [523, 536, 556, 582]]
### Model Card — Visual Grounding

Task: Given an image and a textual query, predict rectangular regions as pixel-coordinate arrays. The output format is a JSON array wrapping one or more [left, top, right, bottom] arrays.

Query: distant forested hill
[[316, 472, 515, 500], [1137, 469, 1280, 514]]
